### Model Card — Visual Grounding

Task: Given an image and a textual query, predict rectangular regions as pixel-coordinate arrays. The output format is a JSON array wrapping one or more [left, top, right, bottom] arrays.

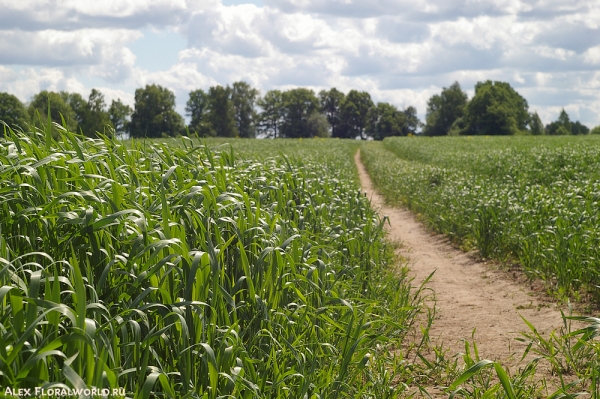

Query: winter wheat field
[[1, 125, 600, 398]]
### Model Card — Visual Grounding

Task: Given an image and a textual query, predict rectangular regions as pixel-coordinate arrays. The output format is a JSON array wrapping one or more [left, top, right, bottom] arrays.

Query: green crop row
[[362, 137, 600, 302], [0, 124, 425, 398], [361, 137, 600, 397]]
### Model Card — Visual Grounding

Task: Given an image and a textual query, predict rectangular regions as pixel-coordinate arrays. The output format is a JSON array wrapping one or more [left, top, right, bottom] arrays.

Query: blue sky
[[129, 30, 187, 73], [1, 0, 600, 128]]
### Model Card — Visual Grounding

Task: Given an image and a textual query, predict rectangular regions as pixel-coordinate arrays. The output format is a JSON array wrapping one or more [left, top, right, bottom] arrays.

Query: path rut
[[354, 150, 567, 373]]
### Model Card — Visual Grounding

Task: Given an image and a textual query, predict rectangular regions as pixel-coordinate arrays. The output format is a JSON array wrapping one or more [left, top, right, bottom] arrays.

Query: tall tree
[[86, 89, 112, 136], [546, 109, 588, 135], [319, 88, 345, 138], [366, 102, 407, 140], [529, 111, 545, 135], [28, 90, 78, 132], [546, 109, 570, 135], [0, 92, 29, 133], [280, 88, 320, 138], [129, 84, 185, 138], [109, 99, 132, 138], [546, 121, 570, 135], [207, 85, 237, 137], [257, 90, 284, 138], [557, 109, 571, 132], [571, 120, 589, 135], [423, 82, 468, 136], [338, 90, 374, 139], [231, 81, 259, 138], [186, 89, 213, 137], [306, 112, 330, 138], [64, 89, 112, 137], [463, 81, 529, 135], [402, 106, 421, 136], [61, 92, 88, 129], [365, 103, 420, 140]]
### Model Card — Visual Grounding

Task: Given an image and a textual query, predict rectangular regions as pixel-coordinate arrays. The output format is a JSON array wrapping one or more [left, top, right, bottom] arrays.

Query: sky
[[1, 0, 600, 128]]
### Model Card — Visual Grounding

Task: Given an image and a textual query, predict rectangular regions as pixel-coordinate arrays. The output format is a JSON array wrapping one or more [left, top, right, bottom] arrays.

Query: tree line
[[1, 80, 597, 139], [0, 83, 419, 140], [422, 80, 596, 136], [0, 89, 132, 138]]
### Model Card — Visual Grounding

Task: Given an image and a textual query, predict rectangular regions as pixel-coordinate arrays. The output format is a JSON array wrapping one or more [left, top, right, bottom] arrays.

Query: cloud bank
[[1, 0, 599, 127]]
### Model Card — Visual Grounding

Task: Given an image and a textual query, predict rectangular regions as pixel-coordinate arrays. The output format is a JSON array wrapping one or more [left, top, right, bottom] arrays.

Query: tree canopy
[[423, 82, 467, 136], [64, 89, 113, 137], [257, 90, 284, 138], [85, 89, 112, 136], [572, 121, 589, 135], [529, 111, 544, 135], [462, 81, 529, 135], [29, 91, 78, 133], [0, 92, 29, 133], [319, 88, 345, 138], [130, 84, 185, 138], [338, 90, 374, 139], [231, 81, 259, 138], [1, 83, 425, 140], [280, 88, 321, 138], [109, 99, 132, 138], [546, 109, 589, 135], [12, 79, 592, 140], [186, 89, 212, 137], [366, 103, 420, 140], [207, 85, 237, 138]]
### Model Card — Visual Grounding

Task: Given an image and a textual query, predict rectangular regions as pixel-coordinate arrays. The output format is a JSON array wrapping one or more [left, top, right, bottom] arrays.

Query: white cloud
[[0, 66, 17, 82], [93, 87, 135, 108], [135, 62, 219, 92], [513, 72, 525, 84], [62, 0, 188, 18], [0, 68, 86, 103], [0, 0, 190, 30], [532, 45, 577, 61], [2, 0, 600, 127], [187, 4, 269, 57], [0, 29, 141, 67], [91, 47, 138, 83], [583, 46, 600, 65], [431, 15, 533, 51], [534, 72, 552, 86]]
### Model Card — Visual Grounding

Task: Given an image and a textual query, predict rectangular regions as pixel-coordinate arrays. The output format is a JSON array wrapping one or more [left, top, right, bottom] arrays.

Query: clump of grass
[[442, 313, 600, 398]]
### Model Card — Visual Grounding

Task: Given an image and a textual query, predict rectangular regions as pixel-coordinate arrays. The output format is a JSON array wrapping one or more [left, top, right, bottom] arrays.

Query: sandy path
[[354, 150, 567, 365]]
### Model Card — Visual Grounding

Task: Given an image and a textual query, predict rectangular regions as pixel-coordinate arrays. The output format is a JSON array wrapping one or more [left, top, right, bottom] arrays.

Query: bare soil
[[355, 150, 570, 395]]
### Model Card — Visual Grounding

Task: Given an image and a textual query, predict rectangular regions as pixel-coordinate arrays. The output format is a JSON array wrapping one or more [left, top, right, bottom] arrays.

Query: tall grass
[[0, 124, 426, 397]]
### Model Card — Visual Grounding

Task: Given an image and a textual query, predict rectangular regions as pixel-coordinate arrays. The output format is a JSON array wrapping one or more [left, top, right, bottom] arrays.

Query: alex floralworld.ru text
[[4, 387, 126, 397]]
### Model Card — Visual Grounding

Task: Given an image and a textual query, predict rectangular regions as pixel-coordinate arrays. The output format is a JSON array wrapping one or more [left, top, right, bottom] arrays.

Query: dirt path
[[355, 150, 567, 370]]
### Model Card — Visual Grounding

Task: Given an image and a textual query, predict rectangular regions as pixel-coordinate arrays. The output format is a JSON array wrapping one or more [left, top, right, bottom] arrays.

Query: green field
[[2, 125, 600, 398], [360, 135, 600, 397], [0, 127, 431, 398], [362, 135, 600, 302]]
